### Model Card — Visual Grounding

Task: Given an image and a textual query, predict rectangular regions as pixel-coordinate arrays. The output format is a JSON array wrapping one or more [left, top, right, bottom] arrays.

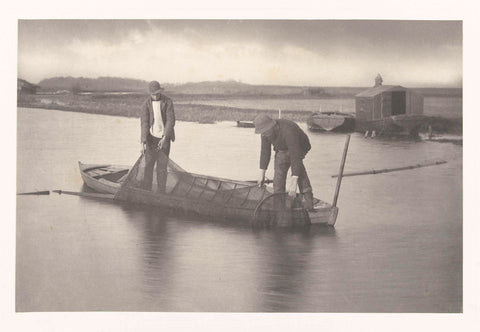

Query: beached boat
[[236, 120, 255, 128], [307, 112, 355, 132], [78, 160, 339, 227]]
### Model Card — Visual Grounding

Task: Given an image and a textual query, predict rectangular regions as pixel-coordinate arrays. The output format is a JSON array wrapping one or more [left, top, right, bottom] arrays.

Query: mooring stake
[[332, 134, 351, 207]]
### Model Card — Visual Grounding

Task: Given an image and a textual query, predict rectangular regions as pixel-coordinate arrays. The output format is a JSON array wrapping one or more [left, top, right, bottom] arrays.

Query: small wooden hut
[[354, 77, 424, 135], [355, 85, 423, 121]]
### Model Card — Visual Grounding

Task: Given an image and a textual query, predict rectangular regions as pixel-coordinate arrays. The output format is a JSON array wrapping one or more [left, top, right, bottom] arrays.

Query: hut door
[[391, 91, 406, 115]]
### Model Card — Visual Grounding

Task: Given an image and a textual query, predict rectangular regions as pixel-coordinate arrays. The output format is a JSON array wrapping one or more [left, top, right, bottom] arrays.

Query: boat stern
[[308, 202, 339, 226]]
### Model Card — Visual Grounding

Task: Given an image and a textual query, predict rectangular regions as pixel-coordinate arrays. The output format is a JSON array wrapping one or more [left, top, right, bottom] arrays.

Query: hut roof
[[355, 85, 406, 98]]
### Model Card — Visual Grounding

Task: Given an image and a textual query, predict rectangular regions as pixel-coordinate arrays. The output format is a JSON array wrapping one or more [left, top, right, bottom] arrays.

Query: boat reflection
[[116, 203, 337, 311]]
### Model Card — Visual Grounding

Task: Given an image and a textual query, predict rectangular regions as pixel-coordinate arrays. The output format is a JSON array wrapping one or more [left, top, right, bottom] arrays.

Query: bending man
[[254, 114, 314, 211]]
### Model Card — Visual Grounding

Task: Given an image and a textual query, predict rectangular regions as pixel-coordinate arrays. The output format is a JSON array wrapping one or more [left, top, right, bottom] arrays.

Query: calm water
[[16, 107, 462, 312]]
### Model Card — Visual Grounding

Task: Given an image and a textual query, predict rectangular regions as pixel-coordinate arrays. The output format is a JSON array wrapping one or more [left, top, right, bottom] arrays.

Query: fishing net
[[114, 150, 308, 226], [250, 192, 310, 227]]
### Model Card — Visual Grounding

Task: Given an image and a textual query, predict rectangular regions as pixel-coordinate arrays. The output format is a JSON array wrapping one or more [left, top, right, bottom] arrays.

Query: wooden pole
[[17, 190, 50, 195], [278, 109, 282, 119], [331, 159, 447, 178], [332, 134, 350, 207], [53, 190, 115, 200]]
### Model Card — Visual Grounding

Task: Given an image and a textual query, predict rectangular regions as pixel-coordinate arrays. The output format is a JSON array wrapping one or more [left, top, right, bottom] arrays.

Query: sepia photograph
[[5, 1, 480, 331]]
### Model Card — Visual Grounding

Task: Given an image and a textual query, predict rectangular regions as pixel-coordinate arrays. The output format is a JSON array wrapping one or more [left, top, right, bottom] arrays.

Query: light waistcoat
[[150, 100, 164, 138]]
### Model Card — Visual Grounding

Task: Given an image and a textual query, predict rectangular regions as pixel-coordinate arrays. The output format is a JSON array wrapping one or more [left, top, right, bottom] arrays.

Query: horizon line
[[19, 76, 463, 89]]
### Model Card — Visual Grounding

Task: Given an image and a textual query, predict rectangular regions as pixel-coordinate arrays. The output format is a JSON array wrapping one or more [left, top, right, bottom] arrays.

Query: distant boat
[[307, 112, 355, 132], [236, 120, 255, 128]]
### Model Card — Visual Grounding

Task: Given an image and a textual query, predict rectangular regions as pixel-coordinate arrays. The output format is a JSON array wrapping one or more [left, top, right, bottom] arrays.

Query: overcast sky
[[17, 20, 462, 87]]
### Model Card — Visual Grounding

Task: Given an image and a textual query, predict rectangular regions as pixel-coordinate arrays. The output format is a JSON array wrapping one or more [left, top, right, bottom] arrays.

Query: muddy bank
[[420, 116, 463, 135]]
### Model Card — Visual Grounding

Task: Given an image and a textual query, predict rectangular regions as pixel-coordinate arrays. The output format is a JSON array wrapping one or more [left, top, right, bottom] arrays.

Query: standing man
[[253, 114, 315, 211], [140, 80, 176, 193]]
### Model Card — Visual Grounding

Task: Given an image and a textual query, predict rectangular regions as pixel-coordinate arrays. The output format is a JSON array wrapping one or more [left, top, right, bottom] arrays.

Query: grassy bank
[[17, 93, 315, 123], [17, 93, 462, 134], [420, 116, 462, 135]]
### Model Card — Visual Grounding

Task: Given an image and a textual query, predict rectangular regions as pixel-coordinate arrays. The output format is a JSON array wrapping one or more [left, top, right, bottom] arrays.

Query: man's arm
[[257, 136, 271, 186], [259, 135, 272, 170], [140, 100, 150, 144], [163, 99, 175, 141]]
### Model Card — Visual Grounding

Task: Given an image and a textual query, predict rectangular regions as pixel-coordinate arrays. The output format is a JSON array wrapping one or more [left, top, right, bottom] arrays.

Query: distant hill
[[171, 80, 254, 94], [38, 76, 150, 92], [36, 77, 337, 96], [413, 87, 463, 97], [170, 80, 355, 97], [34, 76, 462, 98]]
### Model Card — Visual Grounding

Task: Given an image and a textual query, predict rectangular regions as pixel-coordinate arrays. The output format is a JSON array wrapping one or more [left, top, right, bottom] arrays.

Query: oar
[[52, 190, 115, 200], [17, 190, 50, 195], [331, 159, 447, 178]]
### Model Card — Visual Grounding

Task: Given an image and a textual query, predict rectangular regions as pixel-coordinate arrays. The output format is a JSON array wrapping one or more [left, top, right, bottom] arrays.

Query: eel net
[[113, 152, 305, 225]]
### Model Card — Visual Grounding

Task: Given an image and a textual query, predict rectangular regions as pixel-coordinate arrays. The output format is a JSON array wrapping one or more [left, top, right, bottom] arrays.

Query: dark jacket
[[259, 119, 311, 176], [140, 94, 176, 143]]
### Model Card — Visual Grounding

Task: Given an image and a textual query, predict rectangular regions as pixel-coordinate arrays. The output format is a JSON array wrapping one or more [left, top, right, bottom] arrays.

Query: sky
[[17, 19, 462, 87]]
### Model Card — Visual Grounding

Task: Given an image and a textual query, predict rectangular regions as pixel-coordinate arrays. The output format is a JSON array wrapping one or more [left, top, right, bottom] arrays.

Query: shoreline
[[17, 93, 463, 136], [16, 93, 322, 123]]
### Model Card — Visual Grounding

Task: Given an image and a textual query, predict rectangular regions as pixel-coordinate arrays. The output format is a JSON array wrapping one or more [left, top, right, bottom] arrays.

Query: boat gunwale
[[309, 111, 355, 118], [80, 161, 265, 187]]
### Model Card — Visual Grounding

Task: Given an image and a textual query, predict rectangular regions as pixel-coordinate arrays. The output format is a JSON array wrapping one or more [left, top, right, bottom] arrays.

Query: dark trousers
[[272, 151, 313, 223], [273, 151, 312, 195], [142, 134, 171, 193]]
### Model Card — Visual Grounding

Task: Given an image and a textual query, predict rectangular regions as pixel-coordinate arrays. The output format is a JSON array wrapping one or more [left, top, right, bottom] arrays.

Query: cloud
[[17, 21, 462, 87]]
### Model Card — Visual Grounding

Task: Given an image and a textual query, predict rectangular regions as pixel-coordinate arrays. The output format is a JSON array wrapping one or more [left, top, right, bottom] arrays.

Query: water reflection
[[124, 206, 175, 308], [253, 227, 337, 311], [115, 201, 338, 311]]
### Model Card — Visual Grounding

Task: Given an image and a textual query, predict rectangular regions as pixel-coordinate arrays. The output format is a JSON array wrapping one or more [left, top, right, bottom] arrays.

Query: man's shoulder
[[278, 118, 297, 129], [161, 94, 173, 104], [279, 119, 307, 137], [141, 98, 150, 107]]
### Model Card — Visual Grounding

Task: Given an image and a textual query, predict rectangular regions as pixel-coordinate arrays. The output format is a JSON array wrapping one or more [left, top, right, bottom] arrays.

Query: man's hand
[[141, 142, 147, 154], [157, 137, 165, 151], [257, 169, 267, 187], [288, 176, 299, 198]]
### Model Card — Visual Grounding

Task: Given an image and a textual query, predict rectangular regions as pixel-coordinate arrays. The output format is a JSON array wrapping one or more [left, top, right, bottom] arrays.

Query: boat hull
[[307, 112, 355, 132], [79, 163, 127, 194], [79, 162, 338, 227], [236, 121, 255, 128]]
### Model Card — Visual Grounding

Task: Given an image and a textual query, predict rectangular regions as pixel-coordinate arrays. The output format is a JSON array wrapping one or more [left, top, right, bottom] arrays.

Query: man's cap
[[148, 81, 164, 94], [253, 114, 276, 134]]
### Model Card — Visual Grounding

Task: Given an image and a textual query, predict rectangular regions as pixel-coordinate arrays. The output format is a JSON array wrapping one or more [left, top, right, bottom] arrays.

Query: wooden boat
[[78, 161, 338, 227], [307, 112, 355, 132], [236, 120, 255, 128]]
